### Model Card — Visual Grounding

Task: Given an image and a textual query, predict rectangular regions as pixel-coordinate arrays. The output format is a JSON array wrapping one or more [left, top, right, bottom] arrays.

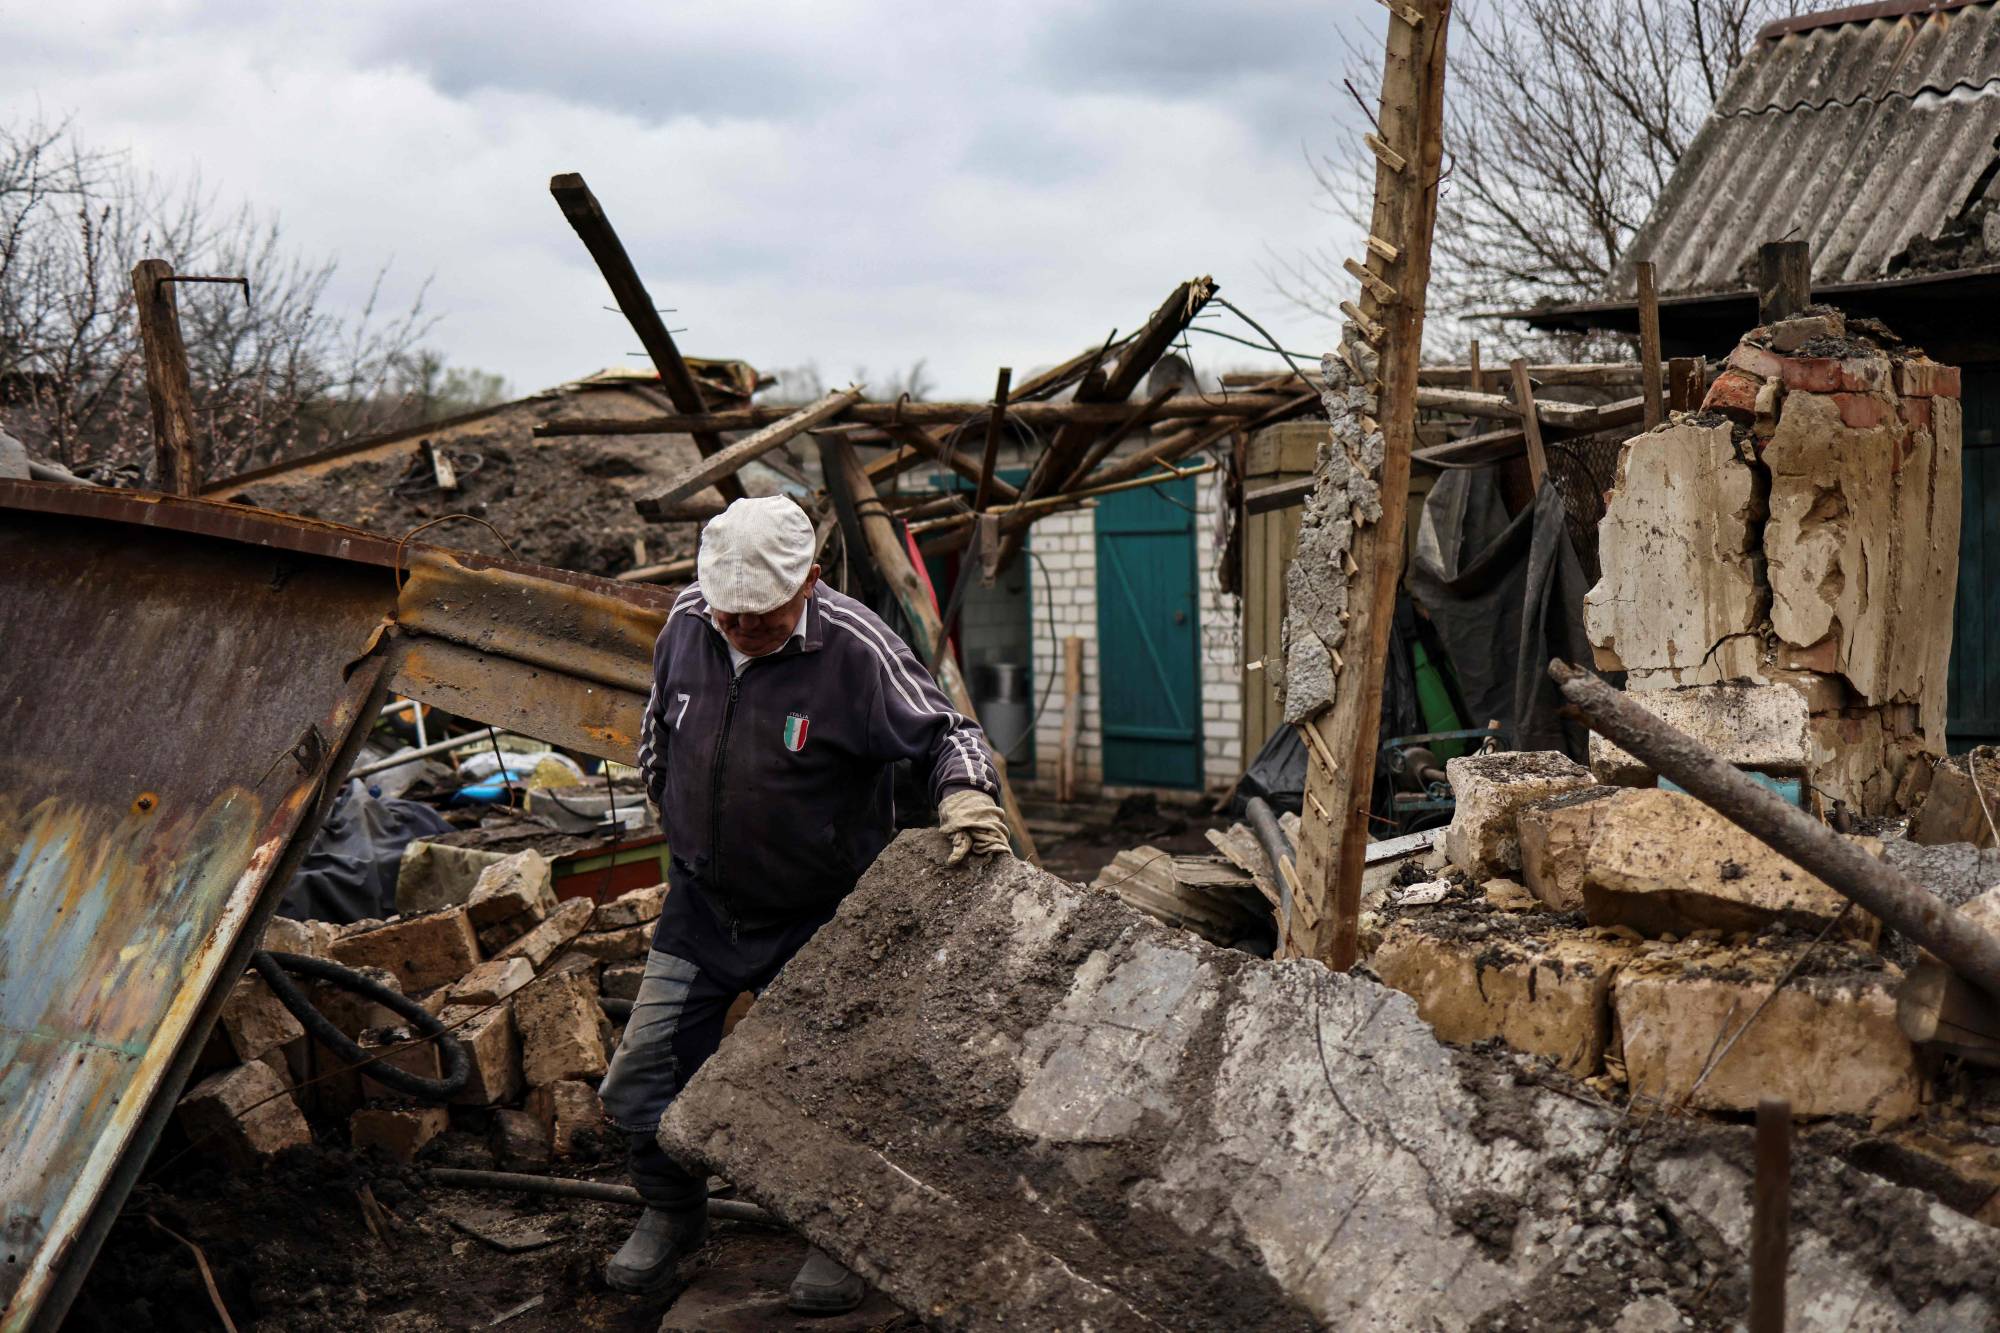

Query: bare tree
[[0, 113, 490, 480], [1279, 0, 1827, 353]]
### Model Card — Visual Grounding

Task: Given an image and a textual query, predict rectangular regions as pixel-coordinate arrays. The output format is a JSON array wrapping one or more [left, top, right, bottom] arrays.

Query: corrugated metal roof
[[1613, 0, 2000, 298]]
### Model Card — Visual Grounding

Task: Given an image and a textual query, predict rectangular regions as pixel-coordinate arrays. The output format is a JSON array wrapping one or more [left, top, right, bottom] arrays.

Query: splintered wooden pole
[[972, 367, 1012, 514], [1290, 0, 1451, 968], [1758, 240, 1811, 325], [132, 259, 201, 495], [1467, 338, 1482, 394], [1636, 261, 1664, 430], [549, 171, 745, 505], [821, 437, 1040, 864]]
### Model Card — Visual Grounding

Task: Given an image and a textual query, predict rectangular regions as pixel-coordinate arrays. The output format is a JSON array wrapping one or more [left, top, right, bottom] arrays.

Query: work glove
[[939, 789, 1011, 867]]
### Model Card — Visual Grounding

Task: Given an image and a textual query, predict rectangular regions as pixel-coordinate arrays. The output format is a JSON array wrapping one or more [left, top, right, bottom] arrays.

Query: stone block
[[1515, 787, 1619, 912], [1899, 358, 1960, 399], [219, 974, 306, 1063], [1778, 357, 1841, 393], [446, 956, 534, 1006], [309, 966, 402, 1038], [1580, 788, 1874, 940], [1373, 919, 1635, 1075], [464, 850, 556, 927], [1910, 749, 2000, 848], [395, 841, 509, 915], [602, 961, 646, 1002], [1586, 684, 1809, 784], [259, 915, 326, 958], [1583, 422, 1764, 679], [442, 1001, 524, 1105], [1615, 946, 1920, 1122], [177, 1061, 311, 1168], [566, 922, 653, 962], [515, 967, 607, 1087], [490, 1107, 552, 1169], [1443, 751, 1594, 877], [1725, 342, 1784, 381], [594, 883, 668, 930], [528, 1079, 610, 1157], [351, 1104, 449, 1162], [493, 896, 593, 970], [1765, 313, 1842, 351], [1838, 356, 1892, 395], [328, 908, 482, 992]]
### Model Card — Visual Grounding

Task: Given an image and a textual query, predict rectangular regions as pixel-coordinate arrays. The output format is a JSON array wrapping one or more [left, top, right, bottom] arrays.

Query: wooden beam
[[1289, 0, 1451, 969], [1088, 389, 1320, 490], [132, 259, 201, 495], [532, 392, 1292, 438], [1059, 636, 1084, 803], [645, 498, 729, 523], [1224, 362, 1664, 390], [1060, 382, 1179, 492], [1510, 358, 1549, 488], [1757, 240, 1811, 324], [634, 386, 862, 518], [1636, 260, 1664, 430], [881, 422, 1023, 502], [549, 172, 745, 503], [972, 367, 1011, 514], [820, 438, 1040, 864], [1410, 395, 1645, 469], [1467, 339, 1482, 394]]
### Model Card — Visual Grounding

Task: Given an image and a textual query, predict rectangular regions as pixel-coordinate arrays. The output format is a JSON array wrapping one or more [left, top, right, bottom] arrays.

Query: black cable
[[251, 950, 471, 1101]]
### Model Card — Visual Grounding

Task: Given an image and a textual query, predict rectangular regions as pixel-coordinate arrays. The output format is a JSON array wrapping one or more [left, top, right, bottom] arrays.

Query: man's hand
[[939, 789, 1011, 866]]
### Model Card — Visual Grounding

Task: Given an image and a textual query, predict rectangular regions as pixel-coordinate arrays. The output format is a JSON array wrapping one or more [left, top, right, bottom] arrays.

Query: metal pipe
[[1245, 796, 1295, 945], [349, 730, 527, 779], [427, 1167, 777, 1225], [1548, 659, 2000, 1001]]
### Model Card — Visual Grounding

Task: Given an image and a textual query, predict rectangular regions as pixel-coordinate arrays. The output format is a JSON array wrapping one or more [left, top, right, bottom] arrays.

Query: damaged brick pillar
[[1582, 309, 1961, 815]]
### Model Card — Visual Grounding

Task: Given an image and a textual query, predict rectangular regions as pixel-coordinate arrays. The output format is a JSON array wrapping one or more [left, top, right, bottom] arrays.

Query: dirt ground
[[65, 1138, 916, 1332], [1028, 792, 1235, 886]]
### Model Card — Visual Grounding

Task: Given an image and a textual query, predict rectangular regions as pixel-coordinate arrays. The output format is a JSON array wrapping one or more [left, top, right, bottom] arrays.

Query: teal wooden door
[[1949, 366, 2000, 749], [1095, 477, 1202, 787]]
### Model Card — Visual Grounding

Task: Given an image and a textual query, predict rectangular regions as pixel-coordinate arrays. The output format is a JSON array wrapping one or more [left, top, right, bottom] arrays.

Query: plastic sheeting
[[1407, 470, 1595, 758], [278, 778, 452, 923]]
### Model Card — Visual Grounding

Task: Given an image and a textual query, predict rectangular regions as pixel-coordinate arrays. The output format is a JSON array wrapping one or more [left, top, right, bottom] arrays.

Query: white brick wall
[[1025, 471, 1244, 800]]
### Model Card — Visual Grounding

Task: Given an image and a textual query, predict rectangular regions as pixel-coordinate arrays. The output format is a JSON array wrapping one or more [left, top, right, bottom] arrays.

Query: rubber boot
[[788, 1245, 866, 1315], [604, 1205, 708, 1294]]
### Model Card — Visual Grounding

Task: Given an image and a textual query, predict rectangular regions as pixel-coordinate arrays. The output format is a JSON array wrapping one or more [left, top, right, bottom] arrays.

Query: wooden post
[[821, 437, 1040, 864], [1289, 0, 1452, 968], [1467, 338, 1482, 394], [1636, 260, 1664, 431], [1059, 636, 1084, 802], [549, 172, 745, 504], [972, 367, 1012, 515], [1757, 241, 1811, 325], [1750, 1097, 1791, 1333], [131, 259, 201, 495], [1509, 358, 1549, 490]]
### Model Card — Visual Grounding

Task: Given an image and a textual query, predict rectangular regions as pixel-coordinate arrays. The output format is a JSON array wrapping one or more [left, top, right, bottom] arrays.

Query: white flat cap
[[698, 496, 815, 614]]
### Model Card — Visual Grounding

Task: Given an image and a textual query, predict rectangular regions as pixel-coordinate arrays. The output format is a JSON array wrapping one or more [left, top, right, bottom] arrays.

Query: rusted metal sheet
[[0, 480, 673, 1330]]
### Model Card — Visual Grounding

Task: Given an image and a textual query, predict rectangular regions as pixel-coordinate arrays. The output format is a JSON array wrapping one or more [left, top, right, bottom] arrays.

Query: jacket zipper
[[709, 673, 741, 940]]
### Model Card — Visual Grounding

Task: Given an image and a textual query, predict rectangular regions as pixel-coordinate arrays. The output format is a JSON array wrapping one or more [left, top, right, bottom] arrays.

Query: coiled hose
[[251, 950, 470, 1101]]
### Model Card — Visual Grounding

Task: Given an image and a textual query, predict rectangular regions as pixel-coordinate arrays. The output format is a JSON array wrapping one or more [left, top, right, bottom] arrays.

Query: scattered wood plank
[[533, 392, 1294, 438], [549, 172, 745, 504], [633, 387, 862, 518], [1510, 358, 1549, 488]]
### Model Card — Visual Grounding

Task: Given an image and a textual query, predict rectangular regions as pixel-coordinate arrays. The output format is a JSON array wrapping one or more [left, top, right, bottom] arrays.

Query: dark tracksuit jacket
[[599, 580, 998, 1164]]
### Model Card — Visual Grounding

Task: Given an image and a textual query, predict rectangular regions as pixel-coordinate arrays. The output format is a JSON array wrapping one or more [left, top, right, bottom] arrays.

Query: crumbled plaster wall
[[1583, 311, 1961, 813]]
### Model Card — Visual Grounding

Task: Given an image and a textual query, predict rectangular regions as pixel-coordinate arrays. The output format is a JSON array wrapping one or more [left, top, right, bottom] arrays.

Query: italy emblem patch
[[782, 712, 810, 752]]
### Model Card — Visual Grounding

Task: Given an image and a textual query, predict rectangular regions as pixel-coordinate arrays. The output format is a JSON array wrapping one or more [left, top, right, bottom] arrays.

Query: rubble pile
[[175, 850, 660, 1172], [1584, 309, 1962, 813]]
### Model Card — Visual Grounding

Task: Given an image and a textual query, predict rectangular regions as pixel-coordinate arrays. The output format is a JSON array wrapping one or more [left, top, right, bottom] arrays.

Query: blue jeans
[[598, 885, 833, 1209]]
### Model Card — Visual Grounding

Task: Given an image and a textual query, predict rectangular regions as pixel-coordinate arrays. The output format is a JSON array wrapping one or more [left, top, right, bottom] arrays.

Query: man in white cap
[[598, 495, 1012, 1309]]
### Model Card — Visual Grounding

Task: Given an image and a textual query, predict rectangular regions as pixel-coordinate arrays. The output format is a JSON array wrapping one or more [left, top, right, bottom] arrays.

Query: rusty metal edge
[[19, 660, 390, 1333], [0, 479, 680, 609]]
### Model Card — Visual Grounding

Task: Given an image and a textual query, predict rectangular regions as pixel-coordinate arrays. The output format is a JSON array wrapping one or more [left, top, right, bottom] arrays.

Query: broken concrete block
[[464, 850, 556, 928], [1583, 422, 1764, 682], [1586, 684, 1809, 785], [1581, 788, 1874, 941], [350, 1104, 449, 1162], [490, 1107, 553, 1169], [177, 1061, 311, 1167], [1515, 786, 1619, 912], [395, 840, 509, 916], [445, 955, 534, 1007], [219, 974, 306, 1064], [259, 914, 325, 958], [328, 908, 482, 992], [493, 895, 593, 970], [593, 882, 668, 929], [528, 1078, 609, 1157], [1911, 748, 2000, 848], [515, 967, 607, 1087], [602, 960, 646, 1002], [660, 830, 2000, 1329], [1373, 918, 1635, 1075], [441, 1002, 524, 1105], [565, 922, 652, 962], [1615, 944, 1920, 1122], [1443, 751, 1593, 877]]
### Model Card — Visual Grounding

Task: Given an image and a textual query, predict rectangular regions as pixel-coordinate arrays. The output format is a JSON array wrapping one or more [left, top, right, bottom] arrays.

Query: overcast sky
[[7, 2, 1376, 399]]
